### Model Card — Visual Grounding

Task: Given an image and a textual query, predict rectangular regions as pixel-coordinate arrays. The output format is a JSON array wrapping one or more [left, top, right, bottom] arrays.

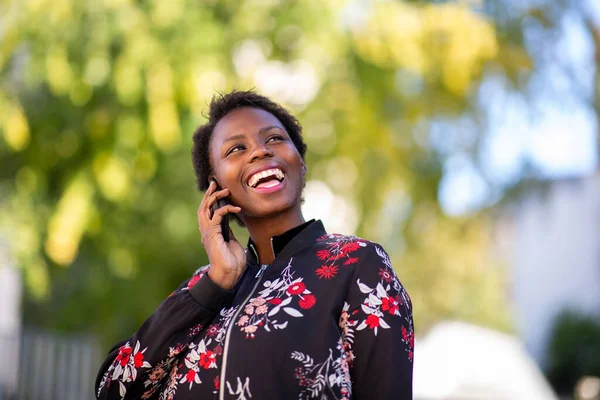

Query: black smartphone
[[210, 179, 230, 242]]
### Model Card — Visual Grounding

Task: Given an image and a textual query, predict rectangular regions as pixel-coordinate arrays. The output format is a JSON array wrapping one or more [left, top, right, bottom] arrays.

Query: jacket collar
[[246, 219, 327, 265]]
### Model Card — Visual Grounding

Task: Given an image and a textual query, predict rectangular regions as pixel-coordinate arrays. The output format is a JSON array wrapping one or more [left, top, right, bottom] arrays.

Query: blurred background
[[1, 0, 600, 399]]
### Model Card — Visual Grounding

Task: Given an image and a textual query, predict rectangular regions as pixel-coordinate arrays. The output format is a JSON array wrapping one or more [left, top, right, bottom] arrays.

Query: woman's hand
[[197, 180, 247, 289]]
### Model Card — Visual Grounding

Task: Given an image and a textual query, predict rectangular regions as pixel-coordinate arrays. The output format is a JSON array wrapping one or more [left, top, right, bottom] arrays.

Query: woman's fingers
[[203, 179, 216, 199], [198, 181, 216, 216], [198, 203, 241, 246], [198, 187, 231, 221], [195, 181, 247, 289], [211, 205, 241, 225], [205, 189, 230, 214], [197, 186, 240, 235], [206, 188, 230, 210]]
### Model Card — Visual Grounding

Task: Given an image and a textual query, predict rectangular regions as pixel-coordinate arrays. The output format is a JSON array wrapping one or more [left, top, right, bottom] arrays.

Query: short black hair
[[192, 90, 307, 192]]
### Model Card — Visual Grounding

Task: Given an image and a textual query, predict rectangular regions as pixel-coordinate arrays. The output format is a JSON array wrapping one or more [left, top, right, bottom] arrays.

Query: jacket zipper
[[219, 264, 266, 398], [219, 238, 273, 398]]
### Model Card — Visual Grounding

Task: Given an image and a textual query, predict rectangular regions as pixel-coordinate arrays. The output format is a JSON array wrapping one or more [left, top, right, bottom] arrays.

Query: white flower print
[[179, 338, 217, 389], [355, 279, 393, 336], [159, 363, 181, 400], [351, 245, 414, 360], [291, 339, 352, 400], [339, 302, 358, 367], [226, 376, 252, 400], [235, 259, 317, 338], [96, 340, 152, 399]]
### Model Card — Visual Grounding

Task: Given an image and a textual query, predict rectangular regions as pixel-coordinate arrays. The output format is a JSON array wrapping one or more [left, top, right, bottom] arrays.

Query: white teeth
[[248, 168, 285, 187]]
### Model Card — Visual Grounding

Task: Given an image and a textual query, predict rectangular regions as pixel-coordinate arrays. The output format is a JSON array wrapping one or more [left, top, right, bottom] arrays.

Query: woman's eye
[[227, 145, 245, 156], [267, 135, 284, 143]]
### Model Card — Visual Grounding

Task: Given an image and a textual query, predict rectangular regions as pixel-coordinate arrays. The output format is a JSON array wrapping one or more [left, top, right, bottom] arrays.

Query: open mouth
[[247, 168, 286, 189]]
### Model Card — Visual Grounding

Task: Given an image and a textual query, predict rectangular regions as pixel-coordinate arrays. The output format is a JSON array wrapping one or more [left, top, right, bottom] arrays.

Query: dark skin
[[196, 107, 307, 289]]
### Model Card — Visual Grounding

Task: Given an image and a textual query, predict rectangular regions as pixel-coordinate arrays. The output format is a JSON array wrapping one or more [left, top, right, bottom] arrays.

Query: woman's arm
[[95, 267, 234, 400], [340, 243, 414, 399]]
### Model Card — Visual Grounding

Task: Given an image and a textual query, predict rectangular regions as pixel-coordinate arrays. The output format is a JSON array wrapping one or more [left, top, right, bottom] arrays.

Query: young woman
[[95, 91, 414, 400]]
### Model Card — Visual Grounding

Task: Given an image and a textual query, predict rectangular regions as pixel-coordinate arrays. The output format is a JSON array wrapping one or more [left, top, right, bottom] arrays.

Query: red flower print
[[378, 268, 393, 283], [315, 265, 338, 279], [187, 274, 201, 289], [341, 242, 360, 254], [269, 298, 283, 305], [316, 249, 330, 260], [214, 375, 220, 390], [298, 294, 317, 309], [134, 351, 145, 368], [287, 282, 306, 295], [395, 294, 403, 305], [206, 324, 220, 337], [199, 350, 215, 369], [188, 324, 203, 337], [117, 346, 132, 366], [343, 257, 359, 266], [408, 350, 413, 361], [401, 326, 408, 341], [381, 296, 399, 315], [170, 343, 186, 357], [365, 314, 380, 329], [212, 345, 223, 356], [186, 369, 196, 383], [115, 347, 124, 362]]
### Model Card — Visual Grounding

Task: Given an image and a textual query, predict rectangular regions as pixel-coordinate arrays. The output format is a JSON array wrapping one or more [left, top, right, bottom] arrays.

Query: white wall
[[496, 174, 600, 366]]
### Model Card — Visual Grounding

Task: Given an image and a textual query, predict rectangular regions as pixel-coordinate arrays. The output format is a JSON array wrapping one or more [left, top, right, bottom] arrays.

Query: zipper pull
[[255, 264, 267, 279]]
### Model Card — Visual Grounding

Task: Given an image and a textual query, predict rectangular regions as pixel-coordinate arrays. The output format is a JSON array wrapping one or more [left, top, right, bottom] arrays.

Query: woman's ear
[[301, 164, 307, 176]]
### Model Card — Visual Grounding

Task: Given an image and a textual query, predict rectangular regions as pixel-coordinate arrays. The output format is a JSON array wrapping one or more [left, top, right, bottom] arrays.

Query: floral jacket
[[95, 220, 414, 400]]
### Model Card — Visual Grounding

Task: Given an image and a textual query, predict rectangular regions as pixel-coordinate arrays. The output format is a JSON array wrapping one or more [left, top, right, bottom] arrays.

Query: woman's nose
[[248, 143, 273, 163]]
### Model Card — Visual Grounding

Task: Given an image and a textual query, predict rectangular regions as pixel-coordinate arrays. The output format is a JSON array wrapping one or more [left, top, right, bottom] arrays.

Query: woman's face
[[208, 107, 306, 221]]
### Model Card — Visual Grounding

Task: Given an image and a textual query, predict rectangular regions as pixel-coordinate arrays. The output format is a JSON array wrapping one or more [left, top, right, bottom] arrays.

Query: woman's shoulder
[[313, 232, 390, 263]]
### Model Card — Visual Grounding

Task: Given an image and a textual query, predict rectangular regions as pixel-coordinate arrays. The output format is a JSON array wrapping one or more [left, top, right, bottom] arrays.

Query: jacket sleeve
[[340, 243, 414, 399], [95, 266, 234, 400]]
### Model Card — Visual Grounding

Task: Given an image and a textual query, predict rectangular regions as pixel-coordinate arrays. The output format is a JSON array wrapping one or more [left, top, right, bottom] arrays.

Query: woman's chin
[[237, 180, 302, 219], [239, 199, 301, 221]]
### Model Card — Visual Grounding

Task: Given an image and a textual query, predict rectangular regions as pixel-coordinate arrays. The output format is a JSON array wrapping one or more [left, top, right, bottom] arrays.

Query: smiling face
[[208, 107, 306, 222]]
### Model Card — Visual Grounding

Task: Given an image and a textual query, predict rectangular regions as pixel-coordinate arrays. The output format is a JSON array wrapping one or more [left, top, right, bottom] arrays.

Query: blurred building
[[0, 243, 21, 399], [0, 241, 100, 400], [493, 173, 600, 366]]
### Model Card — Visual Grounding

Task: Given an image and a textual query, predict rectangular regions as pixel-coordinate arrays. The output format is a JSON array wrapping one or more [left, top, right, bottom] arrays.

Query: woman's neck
[[244, 208, 306, 265]]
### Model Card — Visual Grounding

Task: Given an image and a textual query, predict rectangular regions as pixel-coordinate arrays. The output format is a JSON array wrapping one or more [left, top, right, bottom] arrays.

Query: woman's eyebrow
[[223, 134, 246, 144], [222, 126, 284, 145], [258, 125, 283, 134]]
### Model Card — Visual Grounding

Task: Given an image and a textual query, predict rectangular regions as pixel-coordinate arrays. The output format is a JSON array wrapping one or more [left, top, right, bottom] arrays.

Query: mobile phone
[[210, 179, 230, 242]]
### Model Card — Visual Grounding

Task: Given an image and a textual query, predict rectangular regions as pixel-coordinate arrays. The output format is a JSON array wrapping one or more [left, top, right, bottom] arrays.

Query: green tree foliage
[[546, 310, 600, 394], [0, 0, 523, 345]]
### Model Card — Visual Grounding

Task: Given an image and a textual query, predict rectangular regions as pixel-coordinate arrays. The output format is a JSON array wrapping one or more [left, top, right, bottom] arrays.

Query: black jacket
[[95, 220, 414, 399]]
